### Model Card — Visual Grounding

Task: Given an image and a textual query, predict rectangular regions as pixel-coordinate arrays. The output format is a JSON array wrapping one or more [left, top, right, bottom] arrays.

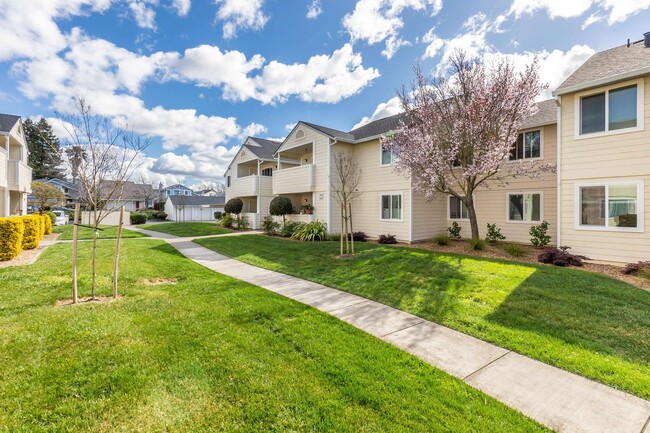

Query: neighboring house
[[0, 114, 32, 216], [553, 34, 650, 262], [99, 180, 155, 211], [29, 177, 80, 207], [194, 187, 222, 196], [163, 184, 194, 197], [164, 195, 225, 222]]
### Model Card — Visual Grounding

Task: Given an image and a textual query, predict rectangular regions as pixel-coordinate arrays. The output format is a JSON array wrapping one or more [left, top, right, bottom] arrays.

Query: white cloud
[[285, 122, 297, 131], [351, 95, 402, 130], [172, 0, 191, 16], [152, 145, 240, 179], [343, 0, 442, 59], [508, 0, 650, 25], [214, 0, 268, 39], [307, 0, 322, 18], [239, 122, 267, 139], [129, 0, 157, 30]]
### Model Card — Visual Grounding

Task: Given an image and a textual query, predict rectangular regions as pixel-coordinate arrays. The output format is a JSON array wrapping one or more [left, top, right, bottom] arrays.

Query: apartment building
[[0, 114, 32, 216]]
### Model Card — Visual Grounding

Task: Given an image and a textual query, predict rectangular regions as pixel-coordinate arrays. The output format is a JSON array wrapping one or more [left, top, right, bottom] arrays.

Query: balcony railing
[[273, 164, 314, 195], [0, 150, 7, 188], [8, 160, 32, 192]]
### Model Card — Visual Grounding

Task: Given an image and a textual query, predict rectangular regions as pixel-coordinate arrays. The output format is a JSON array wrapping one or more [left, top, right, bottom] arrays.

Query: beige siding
[[411, 192, 446, 241], [0, 150, 6, 188], [559, 76, 650, 262]]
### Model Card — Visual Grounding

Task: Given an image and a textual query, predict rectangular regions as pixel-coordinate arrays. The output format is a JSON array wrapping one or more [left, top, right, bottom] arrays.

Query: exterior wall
[[446, 124, 558, 243], [559, 75, 650, 262], [411, 192, 447, 241], [0, 148, 6, 188]]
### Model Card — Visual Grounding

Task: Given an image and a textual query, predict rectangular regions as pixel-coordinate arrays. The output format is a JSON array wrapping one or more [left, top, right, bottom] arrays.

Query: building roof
[[521, 99, 557, 129], [168, 195, 225, 206], [349, 113, 405, 140], [32, 178, 81, 199], [554, 38, 650, 95], [0, 113, 20, 134], [301, 122, 356, 141], [245, 137, 282, 160], [100, 180, 155, 201], [164, 183, 192, 191]]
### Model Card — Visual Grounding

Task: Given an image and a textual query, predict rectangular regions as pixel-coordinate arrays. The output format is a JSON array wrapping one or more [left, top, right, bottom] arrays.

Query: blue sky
[[0, 0, 649, 189]]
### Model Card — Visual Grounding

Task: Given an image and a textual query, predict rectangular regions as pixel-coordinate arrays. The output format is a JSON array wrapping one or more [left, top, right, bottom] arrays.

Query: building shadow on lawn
[[485, 266, 650, 365]]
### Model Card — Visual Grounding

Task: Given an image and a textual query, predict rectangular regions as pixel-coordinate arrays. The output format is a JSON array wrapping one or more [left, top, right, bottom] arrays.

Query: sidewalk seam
[[639, 413, 650, 433], [462, 350, 512, 381], [379, 320, 426, 338]]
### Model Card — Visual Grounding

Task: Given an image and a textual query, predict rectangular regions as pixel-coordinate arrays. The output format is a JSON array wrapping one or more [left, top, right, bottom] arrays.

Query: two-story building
[[0, 114, 32, 216]]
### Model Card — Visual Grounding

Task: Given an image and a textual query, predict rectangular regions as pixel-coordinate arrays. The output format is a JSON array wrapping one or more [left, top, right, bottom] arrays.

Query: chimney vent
[[627, 38, 630, 48], [645, 32, 650, 48]]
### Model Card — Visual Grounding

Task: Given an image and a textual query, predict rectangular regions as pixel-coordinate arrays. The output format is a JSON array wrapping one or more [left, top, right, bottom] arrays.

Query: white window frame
[[379, 192, 403, 222], [507, 128, 544, 162], [574, 78, 645, 140], [573, 180, 644, 233], [379, 143, 398, 166], [506, 191, 544, 224], [447, 195, 469, 220]]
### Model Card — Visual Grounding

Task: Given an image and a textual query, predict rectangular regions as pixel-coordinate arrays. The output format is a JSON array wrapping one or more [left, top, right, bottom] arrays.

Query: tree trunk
[[465, 196, 480, 239], [91, 208, 98, 299], [112, 206, 124, 299], [340, 212, 344, 256], [71, 203, 80, 304], [349, 202, 354, 255]]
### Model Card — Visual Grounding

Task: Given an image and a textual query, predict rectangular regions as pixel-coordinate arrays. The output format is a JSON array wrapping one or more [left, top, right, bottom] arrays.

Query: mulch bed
[[0, 234, 60, 268]]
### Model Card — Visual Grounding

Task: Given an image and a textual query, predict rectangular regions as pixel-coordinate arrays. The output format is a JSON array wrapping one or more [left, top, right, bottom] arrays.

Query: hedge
[[22, 215, 44, 249], [0, 218, 25, 260], [43, 213, 53, 235], [130, 212, 148, 225]]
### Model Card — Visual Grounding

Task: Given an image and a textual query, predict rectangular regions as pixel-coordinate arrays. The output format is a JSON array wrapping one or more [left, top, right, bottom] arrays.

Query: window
[[226, 176, 231, 187], [449, 196, 468, 219], [508, 193, 541, 222], [580, 84, 638, 135], [261, 168, 273, 176], [381, 194, 402, 220], [509, 130, 541, 160], [579, 183, 641, 229], [381, 144, 397, 165]]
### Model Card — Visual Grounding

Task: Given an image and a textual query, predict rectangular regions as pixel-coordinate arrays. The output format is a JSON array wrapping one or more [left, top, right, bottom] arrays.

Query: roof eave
[[553, 66, 650, 96]]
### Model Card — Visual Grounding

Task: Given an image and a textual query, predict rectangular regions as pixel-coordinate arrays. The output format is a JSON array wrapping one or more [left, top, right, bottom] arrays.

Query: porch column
[[2, 188, 9, 217]]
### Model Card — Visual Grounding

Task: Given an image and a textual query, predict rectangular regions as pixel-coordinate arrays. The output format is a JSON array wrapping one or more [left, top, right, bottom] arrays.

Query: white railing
[[273, 164, 314, 195], [7, 160, 31, 192], [232, 175, 259, 197], [0, 150, 7, 188]]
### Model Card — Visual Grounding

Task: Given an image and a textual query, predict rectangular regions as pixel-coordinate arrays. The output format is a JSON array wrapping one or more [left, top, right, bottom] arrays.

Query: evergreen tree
[[25, 117, 64, 179]]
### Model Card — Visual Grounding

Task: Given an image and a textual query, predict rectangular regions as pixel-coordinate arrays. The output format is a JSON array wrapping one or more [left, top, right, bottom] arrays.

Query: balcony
[[8, 160, 32, 192], [273, 165, 314, 195], [0, 150, 6, 188], [231, 175, 273, 198]]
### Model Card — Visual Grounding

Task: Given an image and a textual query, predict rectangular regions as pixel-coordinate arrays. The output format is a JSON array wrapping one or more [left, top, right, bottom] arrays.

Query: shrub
[[378, 234, 397, 244], [352, 231, 368, 242], [280, 221, 300, 237], [214, 211, 223, 220], [45, 211, 56, 225], [433, 234, 450, 246], [269, 196, 293, 221], [144, 209, 158, 220], [622, 260, 650, 275], [530, 221, 551, 247], [292, 221, 327, 242], [224, 198, 243, 215], [156, 212, 168, 220], [221, 213, 234, 229], [469, 238, 486, 251], [448, 221, 462, 239], [262, 215, 280, 235], [538, 246, 587, 267], [502, 243, 525, 257], [329, 232, 342, 242], [21, 215, 42, 249], [43, 213, 53, 235], [485, 223, 505, 243], [0, 218, 24, 260], [237, 214, 250, 230], [130, 212, 148, 225]]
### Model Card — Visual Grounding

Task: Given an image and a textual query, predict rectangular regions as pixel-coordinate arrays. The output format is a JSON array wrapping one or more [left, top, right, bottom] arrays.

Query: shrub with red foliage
[[538, 246, 587, 267]]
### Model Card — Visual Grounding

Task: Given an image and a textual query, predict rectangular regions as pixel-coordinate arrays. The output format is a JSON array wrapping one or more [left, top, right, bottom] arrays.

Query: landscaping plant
[[485, 223, 506, 243], [237, 214, 250, 230], [622, 261, 650, 275], [262, 215, 280, 235], [224, 198, 243, 227], [130, 212, 148, 225], [502, 243, 525, 257], [292, 221, 327, 242], [220, 213, 234, 229], [530, 221, 551, 247], [448, 221, 462, 240], [469, 238, 486, 251], [378, 234, 397, 244], [280, 221, 299, 237], [538, 246, 587, 267], [433, 234, 450, 246]]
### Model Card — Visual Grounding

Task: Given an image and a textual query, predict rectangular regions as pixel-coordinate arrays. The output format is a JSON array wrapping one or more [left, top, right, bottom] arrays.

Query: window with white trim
[[226, 176, 231, 187], [449, 196, 468, 219], [579, 183, 640, 229], [508, 193, 541, 222], [261, 168, 273, 176], [580, 84, 638, 135], [381, 194, 402, 220], [509, 130, 541, 160], [381, 144, 398, 165]]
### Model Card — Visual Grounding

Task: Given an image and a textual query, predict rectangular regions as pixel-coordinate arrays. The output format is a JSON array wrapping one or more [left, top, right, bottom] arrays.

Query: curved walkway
[[134, 228, 650, 433]]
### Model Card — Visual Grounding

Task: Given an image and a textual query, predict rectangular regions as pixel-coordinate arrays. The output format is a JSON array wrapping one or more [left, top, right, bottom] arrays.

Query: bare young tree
[[331, 152, 362, 255], [383, 52, 555, 239], [57, 97, 150, 299], [135, 175, 156, 209]]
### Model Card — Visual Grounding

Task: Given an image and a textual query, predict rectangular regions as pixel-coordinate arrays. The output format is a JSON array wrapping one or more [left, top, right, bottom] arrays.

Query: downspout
[[257, 159, 261, 229], [555, 96, 562, 247], [328, 138, 335, 232]]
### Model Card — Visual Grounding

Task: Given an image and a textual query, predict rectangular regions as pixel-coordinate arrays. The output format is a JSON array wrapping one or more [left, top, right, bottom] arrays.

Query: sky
[[0, 0, 649, 190]]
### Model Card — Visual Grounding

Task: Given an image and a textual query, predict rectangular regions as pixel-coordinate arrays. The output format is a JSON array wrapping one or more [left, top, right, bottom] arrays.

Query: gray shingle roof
[[301, 122, 356, 141], [168, 195, 225, 206], [522, 99, 557, 129], [0, 113, 20, 133], [349, 113, 405, 140], [246, 137, 282, 159], [555, 39, 650, 94]]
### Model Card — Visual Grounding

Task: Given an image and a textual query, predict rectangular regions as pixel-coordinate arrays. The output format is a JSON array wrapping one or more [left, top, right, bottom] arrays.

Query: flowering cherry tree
[[383, 52, 556, 239]]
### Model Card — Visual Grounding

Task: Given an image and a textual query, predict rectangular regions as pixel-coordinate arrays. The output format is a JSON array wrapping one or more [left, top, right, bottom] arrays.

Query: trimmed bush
[[538, 246, 586, 267], [43, 213, 53, 235], [224, 198, 243, 215], [485, 223, 505, 243], [262, 215, 280, 235], [156, 212, 168, 220], [352, 231, 368, 242], [502, 243, 525, 257], [448, 221, 462, 239], [21, 215, 43, 249], [214, 211, 223, 220], [45, 211, 56, 225], [433, 234, 450, 246], [292, 221, 327, 242], [469, 238, 486, 251], [378, 234, 397, 244], [530, 221, 551, 247], [0, 218, 25, 260], [622, 260, 650, 275], [130, 212, 148, 225]]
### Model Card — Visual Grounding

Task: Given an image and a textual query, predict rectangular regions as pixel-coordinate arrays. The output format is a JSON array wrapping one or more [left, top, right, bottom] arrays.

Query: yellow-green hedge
[[21, 215, 44, 250], [0, 218, 25, 260], [41, 214, 52, 235]]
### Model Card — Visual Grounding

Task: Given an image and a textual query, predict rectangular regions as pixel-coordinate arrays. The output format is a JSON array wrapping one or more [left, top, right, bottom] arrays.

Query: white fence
[[80, 211, 132, 226]]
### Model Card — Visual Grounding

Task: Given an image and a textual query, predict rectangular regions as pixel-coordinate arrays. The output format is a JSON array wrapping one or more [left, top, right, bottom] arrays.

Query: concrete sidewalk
[[166, 237, 650, 433]]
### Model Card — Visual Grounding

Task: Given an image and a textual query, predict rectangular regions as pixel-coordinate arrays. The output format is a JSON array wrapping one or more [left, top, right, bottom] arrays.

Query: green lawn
[[139, 222, 232, 237], [53, 224, 149, 240], [195, 235, 650, 400], [0, 240, 549, 432]]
